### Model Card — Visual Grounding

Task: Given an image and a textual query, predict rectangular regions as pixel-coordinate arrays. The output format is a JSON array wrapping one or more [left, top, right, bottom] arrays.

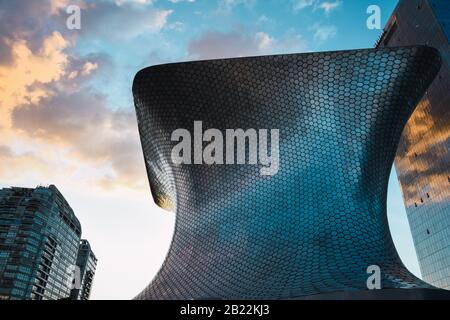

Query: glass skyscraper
[[70, 239, 97, 300], [0, 185, 95, 300], [377, 0, 450, 289]]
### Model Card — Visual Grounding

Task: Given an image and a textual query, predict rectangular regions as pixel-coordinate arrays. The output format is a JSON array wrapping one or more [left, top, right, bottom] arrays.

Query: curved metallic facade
[[133, 46, 441, 299]]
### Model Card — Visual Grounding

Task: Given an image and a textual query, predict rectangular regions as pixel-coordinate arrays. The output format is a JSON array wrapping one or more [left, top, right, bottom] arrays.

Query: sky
[[0, 0, 423, 299]]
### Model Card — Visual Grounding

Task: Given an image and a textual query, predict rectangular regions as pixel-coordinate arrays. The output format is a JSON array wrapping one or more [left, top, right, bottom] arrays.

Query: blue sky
[[73, 0, 399, 111], [0, 0, 422, 299]]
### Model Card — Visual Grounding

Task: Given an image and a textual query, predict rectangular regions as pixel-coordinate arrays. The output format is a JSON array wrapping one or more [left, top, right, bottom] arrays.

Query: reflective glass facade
[[70, 239, 97, 300], [377, 0, 450, 290], [133, 46, 441, 299], [0, 185, 82, 300]]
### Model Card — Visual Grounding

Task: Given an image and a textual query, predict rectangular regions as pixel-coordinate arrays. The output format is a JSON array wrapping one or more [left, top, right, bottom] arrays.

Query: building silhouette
[[133, 46, 446, 299], [0, 185, 96, 300], [376, 0, 450, 290]]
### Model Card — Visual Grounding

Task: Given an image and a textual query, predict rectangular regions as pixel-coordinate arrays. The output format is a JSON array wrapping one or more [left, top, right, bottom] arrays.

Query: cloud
[[0, 32, 106, 131], [55, 53, 111, 95], [188, 29, 307, 60], [49, 0, 73, 14], [166, 21, 186, 32], [115, 0, 155, 6], [12, 91, 146, 190], [293, 0, 317, 11], [0, 37, 13, 65], [0, 0, 156, 192], [0, 32, 70, 129], [216, 0, 256, 14], [168, 0, 195, 3], [293, 0, 342, 14], [81, 61, 99, 76], [79, 2, 172, 40], [0, 145, 52, 179], [0, 0, 83, 64], [256, 15, 274, 26], [311, 23, 337, 42], [318, 0, 342, 14]]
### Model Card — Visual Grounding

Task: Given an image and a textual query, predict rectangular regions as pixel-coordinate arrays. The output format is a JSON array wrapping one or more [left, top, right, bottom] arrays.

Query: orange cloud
[[81, 62, 99, 76], [50, 0, 88, 15], [49, 0, 70, 14], [0, 1, 169, 193], [12, 91, 147, 191], [0, 31, 69, 129]]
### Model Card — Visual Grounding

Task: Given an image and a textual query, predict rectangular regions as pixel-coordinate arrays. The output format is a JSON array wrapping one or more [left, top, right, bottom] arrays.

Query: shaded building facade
[[133, 47, 443, 299], [376, 0, 450, 289], [70, 239, 97, 300], [0, 185, 94, 300]]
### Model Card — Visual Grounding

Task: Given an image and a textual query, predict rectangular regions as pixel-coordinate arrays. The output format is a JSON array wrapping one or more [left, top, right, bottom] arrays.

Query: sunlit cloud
[[0, 32, 70, 129], [81, 61, 99, 75], [11, 90, 146, 190], [49, 0, 87, 15], [0, 145, 52, 179], [0, 0, 160, 192]]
